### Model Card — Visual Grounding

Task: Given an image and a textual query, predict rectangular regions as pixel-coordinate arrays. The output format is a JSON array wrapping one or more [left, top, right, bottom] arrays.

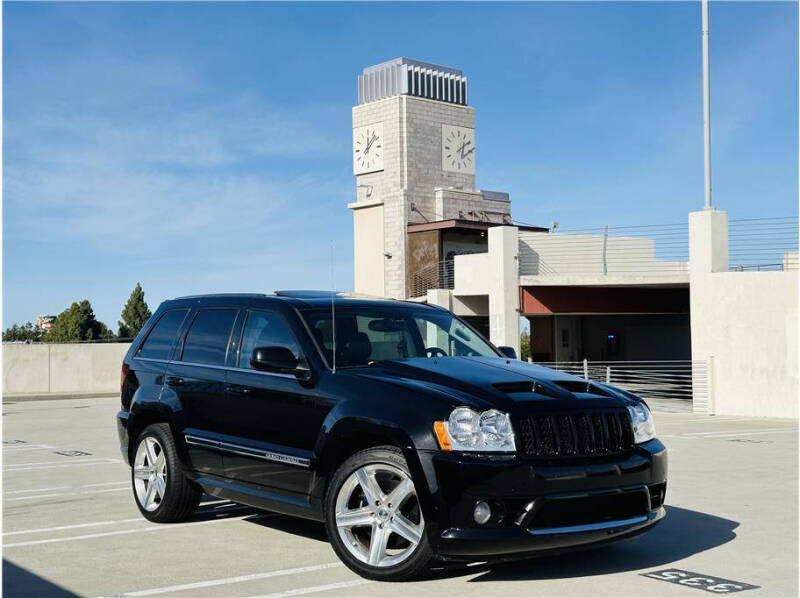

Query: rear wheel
[[132, 423, 201, 523], [325, 446, 433, 581]]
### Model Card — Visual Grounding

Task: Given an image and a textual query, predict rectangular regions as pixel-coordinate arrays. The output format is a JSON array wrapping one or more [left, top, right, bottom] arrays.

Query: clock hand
[[365, 133, 377, 154], [463, 146, 475, 158]]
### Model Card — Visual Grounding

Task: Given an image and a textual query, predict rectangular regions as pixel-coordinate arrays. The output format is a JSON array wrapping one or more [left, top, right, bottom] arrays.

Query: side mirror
[[251, 346, 311, 381], [498, 346, 518, 360]]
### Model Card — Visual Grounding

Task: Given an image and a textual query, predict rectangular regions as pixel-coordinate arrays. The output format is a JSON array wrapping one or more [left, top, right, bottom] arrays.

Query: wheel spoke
[[153, 476, 166, 500], [355, 467, 384, 506], [336, 506, 374, 528], [367, 523, 390, 566], [385, 478, 414, 508], [389, 513, 422, 545], [133, 467, 152, 480], [144, 481, 157, 509], [155, 453, 166, 475], [144, 438, 158, 465]]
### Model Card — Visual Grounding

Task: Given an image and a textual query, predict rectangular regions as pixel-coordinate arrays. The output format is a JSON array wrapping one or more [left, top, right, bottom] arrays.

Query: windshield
[[300, 306, 500, 368]]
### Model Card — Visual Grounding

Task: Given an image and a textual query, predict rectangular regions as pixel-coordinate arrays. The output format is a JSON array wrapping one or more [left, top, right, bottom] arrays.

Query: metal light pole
[[702, 0, 713, 209]]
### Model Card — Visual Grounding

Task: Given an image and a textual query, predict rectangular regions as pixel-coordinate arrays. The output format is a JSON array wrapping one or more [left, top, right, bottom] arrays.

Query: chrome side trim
[[526, 508, 662, 536], [184, 434, 218, 448], [184, 435, 311, 468]]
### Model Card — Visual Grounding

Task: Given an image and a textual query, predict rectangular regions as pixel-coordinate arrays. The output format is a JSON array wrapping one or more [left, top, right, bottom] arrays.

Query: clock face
[[442, 124, 475, 174], [353, 123, 384, 175]]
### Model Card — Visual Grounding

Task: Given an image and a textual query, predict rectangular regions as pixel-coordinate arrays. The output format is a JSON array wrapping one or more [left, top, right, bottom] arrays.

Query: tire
[[131, 423, 201, 523], [324, 446, 433, 581]]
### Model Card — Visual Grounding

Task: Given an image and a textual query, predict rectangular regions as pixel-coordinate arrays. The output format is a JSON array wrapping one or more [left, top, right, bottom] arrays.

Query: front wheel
[[132, 423, 201, 523], [324, 446, 433, 581]]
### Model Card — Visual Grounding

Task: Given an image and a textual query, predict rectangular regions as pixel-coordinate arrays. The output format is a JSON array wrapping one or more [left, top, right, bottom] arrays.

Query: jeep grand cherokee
[[116, 291, 667, 581]]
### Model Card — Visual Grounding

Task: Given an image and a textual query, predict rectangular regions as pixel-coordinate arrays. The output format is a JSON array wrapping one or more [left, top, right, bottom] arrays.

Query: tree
[[520, 329, 531, 362], [118, 283, 152, 339], [46, 300, 110, 342], [2, 322, 43, 342]]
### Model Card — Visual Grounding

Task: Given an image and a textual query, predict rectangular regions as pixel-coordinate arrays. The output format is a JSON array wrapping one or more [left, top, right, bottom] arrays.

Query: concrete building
[[349, 58, 798, 418]]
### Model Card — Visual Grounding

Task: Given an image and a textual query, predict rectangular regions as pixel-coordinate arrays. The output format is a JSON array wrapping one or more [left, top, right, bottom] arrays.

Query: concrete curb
[[2, 392, 118, 403]]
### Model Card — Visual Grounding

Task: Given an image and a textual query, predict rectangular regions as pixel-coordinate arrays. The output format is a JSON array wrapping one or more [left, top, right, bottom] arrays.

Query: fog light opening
[[473, 501, 492, 525]]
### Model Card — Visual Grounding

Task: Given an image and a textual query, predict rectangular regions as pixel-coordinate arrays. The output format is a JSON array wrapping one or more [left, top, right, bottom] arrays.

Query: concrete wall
[[518, 231, 687, 278], [2, 343, 130, 396], [452, 226, 521, 354], [689, 210, 798, 418]]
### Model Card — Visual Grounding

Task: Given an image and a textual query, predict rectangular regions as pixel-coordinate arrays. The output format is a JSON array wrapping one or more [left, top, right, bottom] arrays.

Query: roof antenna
[[331, 242, 336, 374]]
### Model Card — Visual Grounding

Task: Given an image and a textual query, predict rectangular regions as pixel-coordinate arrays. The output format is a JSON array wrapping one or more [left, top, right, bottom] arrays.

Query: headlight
[[627, 403, 656, 444], [434, 407, 516, 453]]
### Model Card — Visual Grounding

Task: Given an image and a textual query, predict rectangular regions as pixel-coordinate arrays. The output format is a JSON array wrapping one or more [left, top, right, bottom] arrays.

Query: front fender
[[309, 402, 444, 537]]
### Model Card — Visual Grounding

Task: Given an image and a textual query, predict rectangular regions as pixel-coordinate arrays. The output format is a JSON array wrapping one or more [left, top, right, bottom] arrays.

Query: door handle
[[166, 376, 185, 387], [225, 385, 251, 395]]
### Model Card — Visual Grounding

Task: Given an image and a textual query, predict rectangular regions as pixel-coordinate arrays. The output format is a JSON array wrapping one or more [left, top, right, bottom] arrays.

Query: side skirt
[[192, 473, 325, 522]]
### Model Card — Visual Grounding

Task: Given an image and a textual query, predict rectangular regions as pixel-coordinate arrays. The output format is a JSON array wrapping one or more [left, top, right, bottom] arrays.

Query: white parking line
[[691, 429, 798, 439], [103, 562, 343, 597], [685, 427, 797, 436], [250, 579, 372, 597], [4, 513, 260, 548], [4, 518, 145, 536], [2, 444, 56, 451], [661, 428, 797, 439], [5, 486, 130, 502], [4, 481, 128, 495], [4, 458, 122, 471], [3, 458, 112, 467]]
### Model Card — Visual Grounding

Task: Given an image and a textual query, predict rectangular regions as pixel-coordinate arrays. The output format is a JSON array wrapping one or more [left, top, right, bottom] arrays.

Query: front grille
[[517, 409, 634, 458]]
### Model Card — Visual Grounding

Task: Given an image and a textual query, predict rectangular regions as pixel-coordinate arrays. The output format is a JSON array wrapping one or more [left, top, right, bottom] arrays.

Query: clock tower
[[349, 57, 511, 299]]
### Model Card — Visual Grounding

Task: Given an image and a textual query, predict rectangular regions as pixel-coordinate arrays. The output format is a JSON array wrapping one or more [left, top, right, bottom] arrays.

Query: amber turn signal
[[433, 421, 452, 451]]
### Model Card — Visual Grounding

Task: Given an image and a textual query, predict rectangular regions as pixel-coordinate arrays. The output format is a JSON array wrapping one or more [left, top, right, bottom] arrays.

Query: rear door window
[[181, 309, 238, 366], [138, 309, 189, 360]]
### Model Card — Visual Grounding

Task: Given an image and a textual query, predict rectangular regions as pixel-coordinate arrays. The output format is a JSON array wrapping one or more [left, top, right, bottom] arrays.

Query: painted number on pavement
[[641, 569, 759, 593]]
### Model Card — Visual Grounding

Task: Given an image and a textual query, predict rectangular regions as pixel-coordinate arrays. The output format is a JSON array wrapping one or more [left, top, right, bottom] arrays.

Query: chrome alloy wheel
[[335, 463, 425, 568], [133, 437, 167, 512]]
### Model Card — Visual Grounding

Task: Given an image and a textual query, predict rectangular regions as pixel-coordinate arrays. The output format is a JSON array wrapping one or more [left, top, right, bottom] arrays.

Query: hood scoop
[[553, 380, 612, 397], [494, 379, 612, 400]]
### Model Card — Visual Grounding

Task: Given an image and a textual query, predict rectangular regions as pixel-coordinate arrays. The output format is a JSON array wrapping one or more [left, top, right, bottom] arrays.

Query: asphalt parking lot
[[2, 397, 797, 597]]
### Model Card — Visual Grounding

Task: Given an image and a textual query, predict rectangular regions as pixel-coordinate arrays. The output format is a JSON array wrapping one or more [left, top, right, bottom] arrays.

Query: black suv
[[116, 291, 667, 581]]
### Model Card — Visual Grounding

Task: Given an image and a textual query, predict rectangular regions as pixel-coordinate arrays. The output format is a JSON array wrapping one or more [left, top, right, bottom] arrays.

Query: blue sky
[[3, 1, 797, 329]]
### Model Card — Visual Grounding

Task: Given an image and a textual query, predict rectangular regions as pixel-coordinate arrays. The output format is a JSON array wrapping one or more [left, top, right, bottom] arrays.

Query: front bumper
[[439, 505, 664, 558], [418, 438, 668, 559]]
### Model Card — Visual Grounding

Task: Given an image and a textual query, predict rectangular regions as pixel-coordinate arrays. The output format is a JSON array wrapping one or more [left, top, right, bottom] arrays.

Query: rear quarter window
[[138, 309, 190, 360]]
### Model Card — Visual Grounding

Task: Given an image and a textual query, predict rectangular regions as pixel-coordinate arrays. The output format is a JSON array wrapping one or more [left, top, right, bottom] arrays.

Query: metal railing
[[519, 223, 689, 278], [728, 216, 798, 272], [410, 260, 456, 297], [535, 359, 708, 409]]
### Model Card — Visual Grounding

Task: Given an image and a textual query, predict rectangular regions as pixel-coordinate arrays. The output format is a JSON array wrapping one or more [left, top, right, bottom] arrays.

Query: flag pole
[[702, 0, 713, 210]]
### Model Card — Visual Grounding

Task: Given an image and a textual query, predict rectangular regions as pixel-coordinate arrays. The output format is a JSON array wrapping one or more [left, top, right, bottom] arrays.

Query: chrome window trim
[[184, 434, 311, 468], [132, 356, 295, 380]]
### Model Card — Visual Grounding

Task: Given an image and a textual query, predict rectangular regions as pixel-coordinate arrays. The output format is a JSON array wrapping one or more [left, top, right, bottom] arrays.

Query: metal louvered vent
[[517, 409, 634, 458], [358, 57, 467, 105]]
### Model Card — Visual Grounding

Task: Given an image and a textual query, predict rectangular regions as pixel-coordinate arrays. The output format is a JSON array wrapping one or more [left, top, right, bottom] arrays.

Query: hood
[[347, 356, 637, 413]]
